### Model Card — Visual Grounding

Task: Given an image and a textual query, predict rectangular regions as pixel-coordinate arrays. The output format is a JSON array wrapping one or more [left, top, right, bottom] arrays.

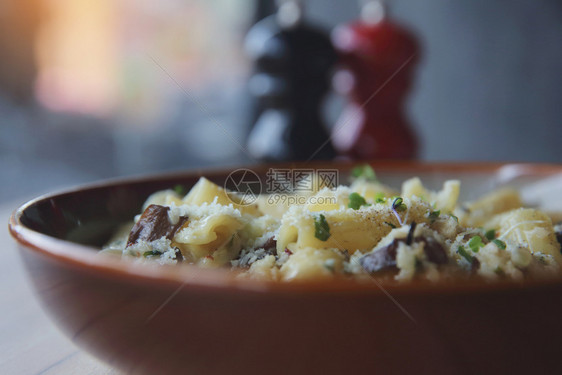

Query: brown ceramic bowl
[[9, 161, 562, 375]]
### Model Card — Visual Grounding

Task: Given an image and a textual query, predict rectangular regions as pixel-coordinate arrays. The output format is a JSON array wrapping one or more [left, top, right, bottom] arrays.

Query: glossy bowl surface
[[9, 161, 562, 375]]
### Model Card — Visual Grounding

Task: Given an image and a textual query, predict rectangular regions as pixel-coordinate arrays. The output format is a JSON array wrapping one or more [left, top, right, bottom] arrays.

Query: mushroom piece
[[360, 232, 448, 274], [126, 204, 188, 261]]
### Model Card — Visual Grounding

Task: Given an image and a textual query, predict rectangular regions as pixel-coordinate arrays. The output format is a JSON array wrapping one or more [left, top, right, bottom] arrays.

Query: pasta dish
[[102, 166, 562, 283]]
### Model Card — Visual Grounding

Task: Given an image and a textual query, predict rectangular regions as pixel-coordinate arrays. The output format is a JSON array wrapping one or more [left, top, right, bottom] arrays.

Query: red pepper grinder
[[331, 0, 420, 159]]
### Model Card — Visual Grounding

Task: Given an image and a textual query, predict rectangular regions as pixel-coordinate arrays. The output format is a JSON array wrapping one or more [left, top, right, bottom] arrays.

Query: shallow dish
[[9, 161, 562, 374]]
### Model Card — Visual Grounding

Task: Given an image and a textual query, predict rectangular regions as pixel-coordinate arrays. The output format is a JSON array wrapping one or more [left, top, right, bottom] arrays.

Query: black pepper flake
[[174, 248, 184, 263]]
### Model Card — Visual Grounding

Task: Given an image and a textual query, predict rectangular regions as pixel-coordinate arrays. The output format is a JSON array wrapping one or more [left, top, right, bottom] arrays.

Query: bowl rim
[[8, 160, 562, 297]]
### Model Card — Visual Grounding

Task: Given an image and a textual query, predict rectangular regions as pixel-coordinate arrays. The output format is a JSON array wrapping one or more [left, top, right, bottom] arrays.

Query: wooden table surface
[[1, 203, 119, 375]]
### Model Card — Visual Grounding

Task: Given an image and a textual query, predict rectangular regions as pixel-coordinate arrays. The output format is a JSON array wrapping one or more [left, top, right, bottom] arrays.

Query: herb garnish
[[492, 239, 506, 250], [457, 245, 473, 263], [468, 236, 484, 253], [350, 164, 377, 181], [173, 184, 188, 196], [143, 250, 162, 257], [314, 214, 331, 241], [428, 210, 440, 222], [449, 214, 459, 222], [392, 197, 407, 212], [348, 192, 368, 210], [390, 197, 407, 226], [374, 192, 386, 203], [485, 229, 496, 240]]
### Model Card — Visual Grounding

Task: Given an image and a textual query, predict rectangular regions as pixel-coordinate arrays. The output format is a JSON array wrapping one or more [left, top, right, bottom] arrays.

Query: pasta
[[102, 167, 562, 283]]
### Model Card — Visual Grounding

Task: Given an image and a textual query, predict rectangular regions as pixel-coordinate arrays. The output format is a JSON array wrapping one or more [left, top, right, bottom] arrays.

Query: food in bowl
[[102, 165, 562, 283]]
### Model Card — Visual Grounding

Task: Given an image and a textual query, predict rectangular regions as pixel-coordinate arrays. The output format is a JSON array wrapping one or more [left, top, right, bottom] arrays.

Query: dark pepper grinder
[[245, 0, 336, 161], [331, 0, 420, 159]]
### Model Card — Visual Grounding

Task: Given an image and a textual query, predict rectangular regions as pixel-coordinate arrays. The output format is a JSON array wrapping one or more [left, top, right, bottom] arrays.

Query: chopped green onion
[[350, 164, 377, 181], [392, 197, 407, 212], [485, 229, 496, 240], [384, 222, 397, 229], [348, 192, 368, 210], [143, 250, 162, 257], [449, 214, 459, 222], [428, 210, 440, 222], [314, 214, 331, 241], [374, 192, 386, 203], [468, 236, 484, 253], [492, 239, 506, 250], [173, 184, 187, 196], [457, 245, 473, 263]]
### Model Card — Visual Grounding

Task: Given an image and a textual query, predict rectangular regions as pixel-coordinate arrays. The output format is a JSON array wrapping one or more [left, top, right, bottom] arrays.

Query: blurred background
[[1, 0, 561, 205]]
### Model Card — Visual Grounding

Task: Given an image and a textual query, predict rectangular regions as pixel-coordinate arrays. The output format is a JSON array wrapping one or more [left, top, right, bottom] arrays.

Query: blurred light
[[35, 0, 117, 115]]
